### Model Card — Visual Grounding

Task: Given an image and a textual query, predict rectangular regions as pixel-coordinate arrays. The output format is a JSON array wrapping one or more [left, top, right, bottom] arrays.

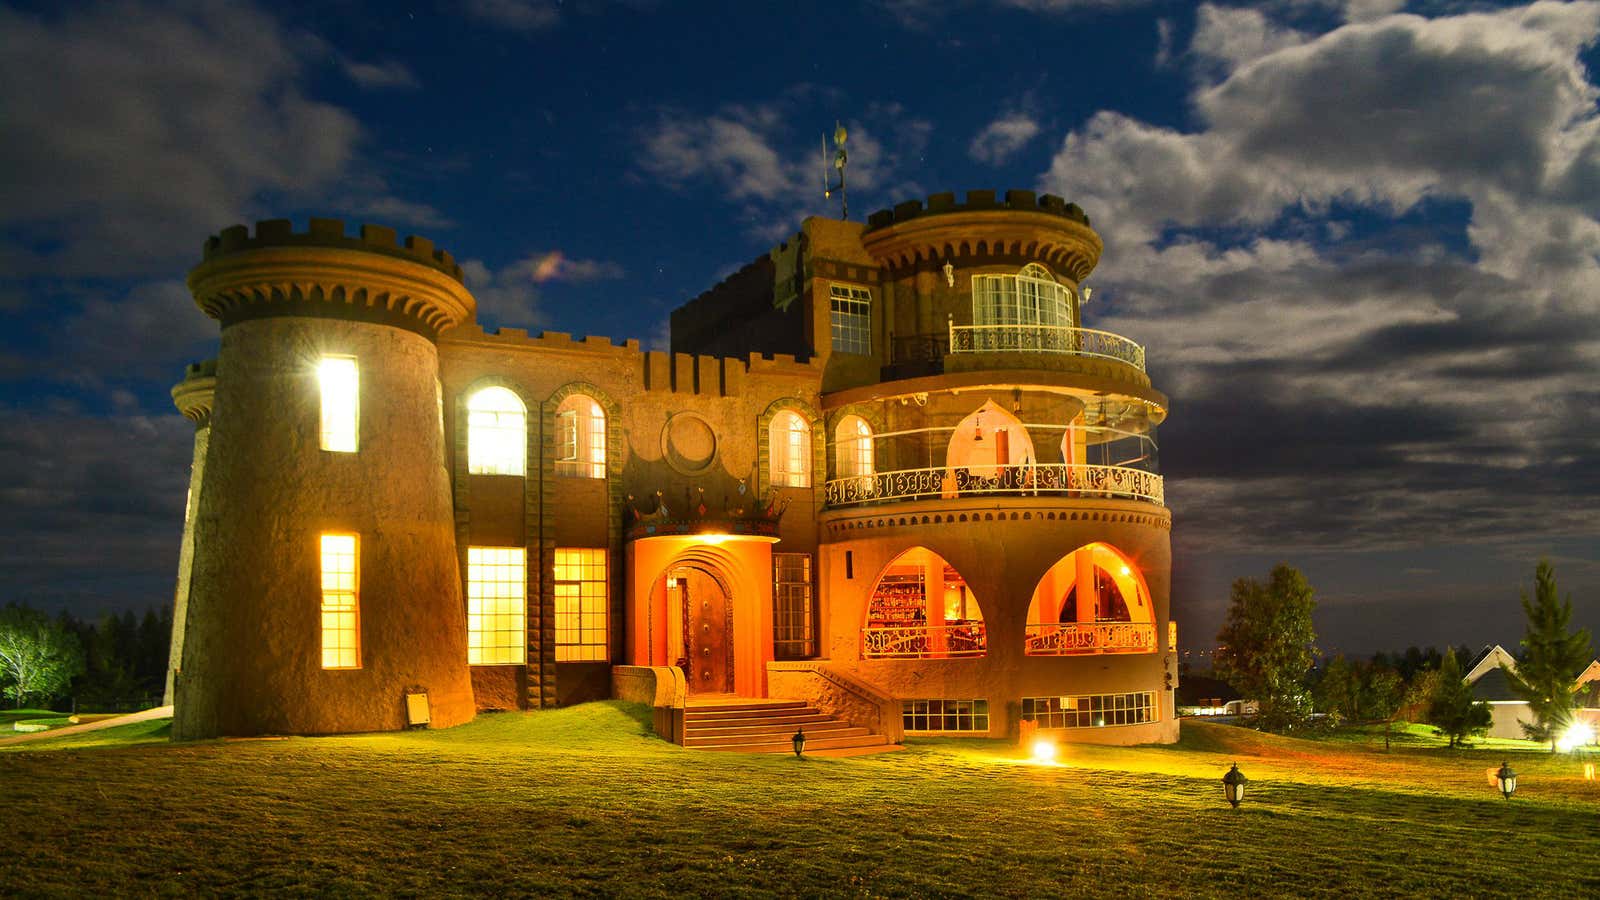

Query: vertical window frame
[[773, 552, 815, 658], [466, 386, 527, 477], [769, 409, 812, 488], [466, 546, 527, 665], [319, 532, 361, 669], [554, 548, 609, 661], [318, 355, 360, 453], [828, 284, 873, 355]]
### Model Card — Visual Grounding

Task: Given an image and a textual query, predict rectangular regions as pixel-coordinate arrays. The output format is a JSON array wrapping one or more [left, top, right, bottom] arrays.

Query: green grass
[[2, 704, 1597, 897]]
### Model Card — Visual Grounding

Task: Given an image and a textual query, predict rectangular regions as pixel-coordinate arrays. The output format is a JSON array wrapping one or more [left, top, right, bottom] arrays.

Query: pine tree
[[1502, 561, 1593, 751], [1427, 650, 1490, 749]]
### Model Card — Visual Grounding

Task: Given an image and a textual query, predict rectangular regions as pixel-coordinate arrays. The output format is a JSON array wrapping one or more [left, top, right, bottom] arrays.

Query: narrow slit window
[[319, 533, 360, 669], [318, 356, 359, 452]]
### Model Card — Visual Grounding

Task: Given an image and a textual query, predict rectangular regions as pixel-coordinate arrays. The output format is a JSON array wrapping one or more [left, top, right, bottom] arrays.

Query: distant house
[[1463, 646, 1600, 740]]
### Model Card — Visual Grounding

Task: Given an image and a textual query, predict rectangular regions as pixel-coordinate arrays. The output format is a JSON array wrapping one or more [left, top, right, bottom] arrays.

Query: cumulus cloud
[[461, 251, 625, 328], [638, 94, 931, 238], [0, 1, 441, 280], [969, 112, 1042, 164], [1039, 1, 1600, 563]]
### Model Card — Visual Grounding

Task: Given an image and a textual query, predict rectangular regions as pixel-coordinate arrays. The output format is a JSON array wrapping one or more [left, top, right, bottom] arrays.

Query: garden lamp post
[[1495, 761, 1517, 800], [1222, 762, 1249, 808], [792, 726, 806, 758]]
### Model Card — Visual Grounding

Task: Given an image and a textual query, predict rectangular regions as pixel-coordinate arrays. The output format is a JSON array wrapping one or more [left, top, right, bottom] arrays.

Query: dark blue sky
[[2, 0, 1596, 656]]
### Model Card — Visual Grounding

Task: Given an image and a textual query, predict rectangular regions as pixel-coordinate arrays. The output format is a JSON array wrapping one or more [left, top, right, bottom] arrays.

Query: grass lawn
[[2, 704, 1597, 898]]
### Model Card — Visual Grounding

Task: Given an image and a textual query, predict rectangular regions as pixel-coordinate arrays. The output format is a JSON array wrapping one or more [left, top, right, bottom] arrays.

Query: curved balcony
[[862, 623, 987, 659], [824, 463, 1164, 508], [948, 322, 1147, 372], [1025, 622, 1156, 656]]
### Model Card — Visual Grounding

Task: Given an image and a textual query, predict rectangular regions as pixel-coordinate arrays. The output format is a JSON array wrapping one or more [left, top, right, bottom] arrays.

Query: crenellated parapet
[[188, 219, 476, 338], [170, 359, 218, 428], [861, 189, 1102, 281]]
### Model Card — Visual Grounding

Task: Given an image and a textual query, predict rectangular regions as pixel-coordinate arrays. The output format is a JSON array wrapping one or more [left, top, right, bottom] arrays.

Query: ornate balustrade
[[861, 623, 987, 659], [947, 322, 1146, 371], [824, 463, 1163, 508], [1024, 622, 1157, 656]]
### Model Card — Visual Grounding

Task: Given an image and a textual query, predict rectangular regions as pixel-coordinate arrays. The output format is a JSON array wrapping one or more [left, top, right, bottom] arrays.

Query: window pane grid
[[901, 699, 989, 733], [1021, 692, 1156, 728], [829, 284, 872, 355], [773, 553, 814, 657], [556, 398, 606, 478], [555, 548, 608, 661], [467, 546, 526, 665], [770, 411, 811, 488], [319, 533, 360, 669], [467, 388, 526, 476]]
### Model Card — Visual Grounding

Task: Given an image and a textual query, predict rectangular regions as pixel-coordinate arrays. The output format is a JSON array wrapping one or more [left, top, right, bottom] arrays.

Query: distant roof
[[1469, 666, 1522, 702], [1463, 645, 1518, 684]]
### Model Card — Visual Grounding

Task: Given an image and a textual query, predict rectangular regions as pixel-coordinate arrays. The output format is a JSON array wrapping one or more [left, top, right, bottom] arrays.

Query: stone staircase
[[682, 698, 897, 754]]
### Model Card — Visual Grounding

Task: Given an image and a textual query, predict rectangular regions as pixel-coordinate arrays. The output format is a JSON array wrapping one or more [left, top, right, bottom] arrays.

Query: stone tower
[[172, 219, 477, 738]]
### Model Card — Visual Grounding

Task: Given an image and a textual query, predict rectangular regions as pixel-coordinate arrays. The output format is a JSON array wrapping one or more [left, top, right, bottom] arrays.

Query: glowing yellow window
[[467, 386, 526, 476], [555, 548, 608, 661], [467, 546, 526, 665], [319, 533, 360, 669], [555, 394, 606, 478], [318, 356, 359, 452]]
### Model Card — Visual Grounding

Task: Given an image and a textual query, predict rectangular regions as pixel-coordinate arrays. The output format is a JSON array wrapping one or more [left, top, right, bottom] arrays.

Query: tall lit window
[[836, 415, 875, 479], [318, 356, 359, 452], [467, 387, 526, 476], [769, 409, 811, 488], [556, 395, 606, 478], [555, 548, 608, 661], [467, 546, 526, 665], [829, 284, 872, 355], [972, 263, 1072, 328], [773, 553, 814, 658], [319, 533, 360, 669]]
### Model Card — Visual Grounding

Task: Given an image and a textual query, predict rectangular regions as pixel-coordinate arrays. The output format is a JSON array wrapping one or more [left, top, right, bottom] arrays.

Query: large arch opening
[[1025, 542, 1156, 655], [863, 547, 985, 659]]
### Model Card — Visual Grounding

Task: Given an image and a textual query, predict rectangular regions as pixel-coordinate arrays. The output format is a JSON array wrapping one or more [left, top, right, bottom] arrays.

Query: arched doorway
[[1025, 542, 1155, 655], [655, 563, 736, 694], [862, 547, 986, 659]]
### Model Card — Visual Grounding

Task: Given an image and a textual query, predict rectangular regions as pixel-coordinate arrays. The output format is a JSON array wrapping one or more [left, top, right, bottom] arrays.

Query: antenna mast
[[822, 121, 848, 219]]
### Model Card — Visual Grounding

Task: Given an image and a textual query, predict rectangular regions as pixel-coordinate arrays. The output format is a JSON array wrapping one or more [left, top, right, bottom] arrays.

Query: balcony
[[1024, 622, 1156, 656], [947, 322, 1147, 372], [862, 623, 987, 659], [824, 463, 1164, 508]]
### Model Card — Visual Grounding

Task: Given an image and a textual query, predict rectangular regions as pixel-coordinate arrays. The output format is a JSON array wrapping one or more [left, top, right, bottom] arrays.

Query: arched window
[[836, 415, 875, 479], [1024, 543, 1156, 656], [863, 547, 985, 659], [971, 262, 1074, 331], [769, 409, 811, 488], [467, 386, 526, 476], [556, 394, 606, 478]]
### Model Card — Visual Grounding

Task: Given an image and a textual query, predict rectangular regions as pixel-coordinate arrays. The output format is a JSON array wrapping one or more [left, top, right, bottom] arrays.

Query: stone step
[[687, 725, 872, 748], [684, 719, 859, 739], [694, 732, 891, 753], [684, 704, 815, 722], [682, 712, 832, 731]]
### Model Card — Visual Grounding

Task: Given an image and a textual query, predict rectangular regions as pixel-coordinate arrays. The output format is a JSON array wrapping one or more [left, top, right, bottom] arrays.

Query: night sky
[[2, 0, 1596, 657]]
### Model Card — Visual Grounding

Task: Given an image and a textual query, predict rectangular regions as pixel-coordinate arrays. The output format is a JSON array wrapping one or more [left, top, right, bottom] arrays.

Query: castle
[[166, 189, 1176, 746]]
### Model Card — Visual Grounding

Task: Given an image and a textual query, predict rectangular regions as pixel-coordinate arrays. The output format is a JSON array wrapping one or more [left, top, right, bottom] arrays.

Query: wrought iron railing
[[947, 321, 1146, 371], [862, 623, 987, 659], [1024, 622, 1157, 656], [824, 463, 1163, 507]]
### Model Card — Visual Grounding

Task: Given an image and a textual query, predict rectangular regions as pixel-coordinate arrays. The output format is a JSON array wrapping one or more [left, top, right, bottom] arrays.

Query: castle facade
[[168, 189, 1176, 746]]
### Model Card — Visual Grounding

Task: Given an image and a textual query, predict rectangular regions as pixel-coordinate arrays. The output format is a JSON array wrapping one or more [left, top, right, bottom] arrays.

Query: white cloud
[[341, 58, 419, 90], [462, 251, 625, 328], [969, 113, 1042, 165], [464, 0, 561, 31], [1189, 4, 1308, 71], [0, 1, 441, 280]]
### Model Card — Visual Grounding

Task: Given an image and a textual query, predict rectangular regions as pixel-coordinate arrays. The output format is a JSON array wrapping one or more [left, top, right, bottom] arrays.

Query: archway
[[944, 399, 1036, 482], [863, 547, 985, 659], [1025, 543, 1155, 655], [653, 563, 735, 694]]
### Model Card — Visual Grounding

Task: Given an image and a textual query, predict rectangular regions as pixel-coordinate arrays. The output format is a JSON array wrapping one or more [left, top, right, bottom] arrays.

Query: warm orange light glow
[[555, 548, 608, 661], [467, 546, 526, 665], [556, 394, 606, 478], [317, 356, 359, 452], [319, 533, 359, 668], [1584, 762, 1595, 781], [1030, 738, 1058, 764], [467, 387, 526, 476]]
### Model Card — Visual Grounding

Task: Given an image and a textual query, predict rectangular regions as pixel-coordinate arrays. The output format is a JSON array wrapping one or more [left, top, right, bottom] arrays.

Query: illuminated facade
[[168, 190, 1176, 745]]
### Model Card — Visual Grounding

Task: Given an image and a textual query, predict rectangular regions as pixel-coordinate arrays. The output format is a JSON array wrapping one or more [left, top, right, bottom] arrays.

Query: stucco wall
[[175, 317, 474, 738]]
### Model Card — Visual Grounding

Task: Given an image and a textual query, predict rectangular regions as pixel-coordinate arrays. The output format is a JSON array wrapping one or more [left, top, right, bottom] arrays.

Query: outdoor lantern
[[792, 726, 806, 758], [1496, 761, 1517, 800], [1222, 762, 1249, 808]]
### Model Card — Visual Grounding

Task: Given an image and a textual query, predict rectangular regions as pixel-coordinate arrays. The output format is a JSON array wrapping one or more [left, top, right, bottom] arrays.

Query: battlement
[[202, 219, 464, 283], [864, 190, 1089, 231]]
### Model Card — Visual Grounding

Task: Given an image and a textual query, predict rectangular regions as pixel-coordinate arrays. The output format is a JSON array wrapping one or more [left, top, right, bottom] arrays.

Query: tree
[[0, 605, 85, 708], [1318, 655, 1362, 725], [1365, 668, 1405, 752], [1214, 564, 1318, 732], [1503, 560, 1593, 751], [1427, 649, 1490, 749]]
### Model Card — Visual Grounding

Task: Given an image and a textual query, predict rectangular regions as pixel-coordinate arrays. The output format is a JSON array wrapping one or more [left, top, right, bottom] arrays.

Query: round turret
[[173, 220, 477, 739]]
